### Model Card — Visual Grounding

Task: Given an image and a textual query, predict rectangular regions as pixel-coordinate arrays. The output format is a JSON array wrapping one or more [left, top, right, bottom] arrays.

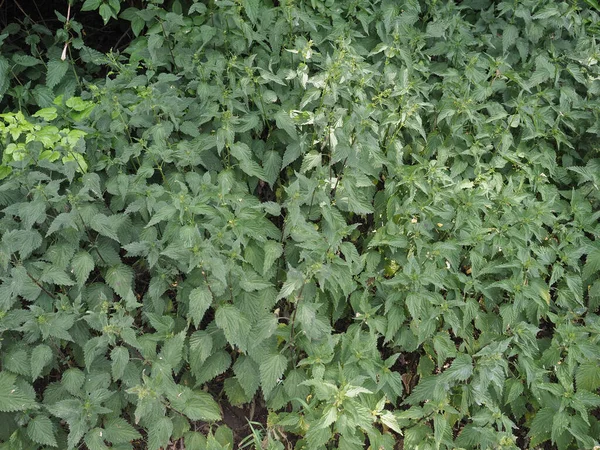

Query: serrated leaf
[[274, 109, 297, 138], [263, 150, 282, 186], [185, 431, 207, 450], [146, 204, 177, 228], [380, 410, 402, 434], [502, 25, 518, 53], [182, 390, 221, 422], [46, 59, 68, 89], [110, 346, 129, 381], [46, 212, 78, 236], [263, 240, 283, 275], [442, 354, 473, 382], [159, 331, 185, 368], [233, 355, 260, 399], [300, 151, 322, 173], [190, 330, 213, 366], [71, 251, 95, 286], [105, 264, 133, 299], [91, 213, 121, 242], [30, 345, 53, 380], [0, 56, 10, 99], [583, 248, 600, 281], [0, 372, 38, 412], [282, 141, 302, 168], [231, 142, 266, 180], [84, 428, 109, 450], [103, 417, 141, 444], [576, 363, 600, 392], [215, 305, 251, 352], [276, 268, 303, 300], [3, 229, 43, 259], [189, 286, 212, 327], [40, 266, 75, 286], [335, 179, 373, 214], [84, 336, 108, 368], [259, 352, 287, 397], [241, 0, 259, 24], [224, 377, 250, 406], [529, 406, 554, 442], [433, 413, 449, 447], [148, 417, 173, 450], [193, 350, 231, 385], [4, 348, 30, 376], [27, 415, 57, 447], [61, 368, 85, 396], [16, 199, 47, 230]]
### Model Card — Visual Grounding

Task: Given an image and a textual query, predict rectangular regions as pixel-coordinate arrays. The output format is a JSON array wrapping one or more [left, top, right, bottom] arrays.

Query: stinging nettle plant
[[1, 0, 600, 449]]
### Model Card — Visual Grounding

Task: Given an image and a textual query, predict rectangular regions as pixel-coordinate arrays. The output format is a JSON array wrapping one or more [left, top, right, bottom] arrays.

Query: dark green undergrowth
[[1, 0, 600, 449]]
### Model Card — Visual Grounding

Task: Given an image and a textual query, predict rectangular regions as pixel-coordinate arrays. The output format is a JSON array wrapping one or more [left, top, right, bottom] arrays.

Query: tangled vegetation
[[1, 0, 600, 449]]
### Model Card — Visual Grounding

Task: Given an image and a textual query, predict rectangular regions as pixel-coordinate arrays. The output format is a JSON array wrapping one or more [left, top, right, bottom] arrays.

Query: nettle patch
[[1, 0, 600, 449]]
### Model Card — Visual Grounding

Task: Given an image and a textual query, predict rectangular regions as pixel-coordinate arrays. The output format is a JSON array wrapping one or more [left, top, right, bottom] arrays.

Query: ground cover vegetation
[[0, 0, 599, 448]]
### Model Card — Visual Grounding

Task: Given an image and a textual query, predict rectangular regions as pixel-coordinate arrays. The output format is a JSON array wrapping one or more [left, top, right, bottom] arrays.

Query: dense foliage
[[1, 0, 600, 449]]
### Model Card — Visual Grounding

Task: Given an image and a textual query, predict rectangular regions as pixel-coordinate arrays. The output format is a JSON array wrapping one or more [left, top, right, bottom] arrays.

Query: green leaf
[[502, 24, 519, 53], [3, 230, 43, 259], [233, 355, 260, 399], [274, 109, 297, 138], [99, 3, 115, 24], [184, 431, 207, 450], [61, 368, 85, 396], [91, 213, 121, 242], [30, 345, 53, 380], [71, 251, 95, 286], [263, 150, 282, 186], [263, 240, 283, 275], [103, 417, 142, 444], [230, 142, 266, 180], [529, 407, 554, 444], [27, 415, 57, 447], [224, 377, 250, 406], [148, 417, 173, 450], [105, 264, 134, 300], [259, 352, 287, 398], [110, 346, 129, 381], [0, 372, 38, 412], [282, 141, 303, 168], [241, 0, 259, 24], [46, 60, 68, 89], [84, 428, 109, 450], [214, 425, 234, 447], [300, 151, 322, 173], [81, 0, 102, 11], [576, 363, 600, 392], [193, 350, 231, 385], [182, 390, 221, 422], [0, 56, 9, 99], [159, 331, 186, 368], [433, 414, 449, 447], [189, 286, 212, 327], [215, 305, 251, 352], [40, 266, 75, 286], [189, 330, 213, 366], [46, 212, 78, 236], [146, 204, 177, 228], [583, 248, 600, 281], [4, 348, 30, 376], [442, 354, 473, 382], [380, 410, 402, 435]]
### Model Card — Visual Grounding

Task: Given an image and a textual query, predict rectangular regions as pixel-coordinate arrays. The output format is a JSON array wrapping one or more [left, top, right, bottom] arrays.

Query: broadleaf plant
[[1, 0, 600, 449]]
